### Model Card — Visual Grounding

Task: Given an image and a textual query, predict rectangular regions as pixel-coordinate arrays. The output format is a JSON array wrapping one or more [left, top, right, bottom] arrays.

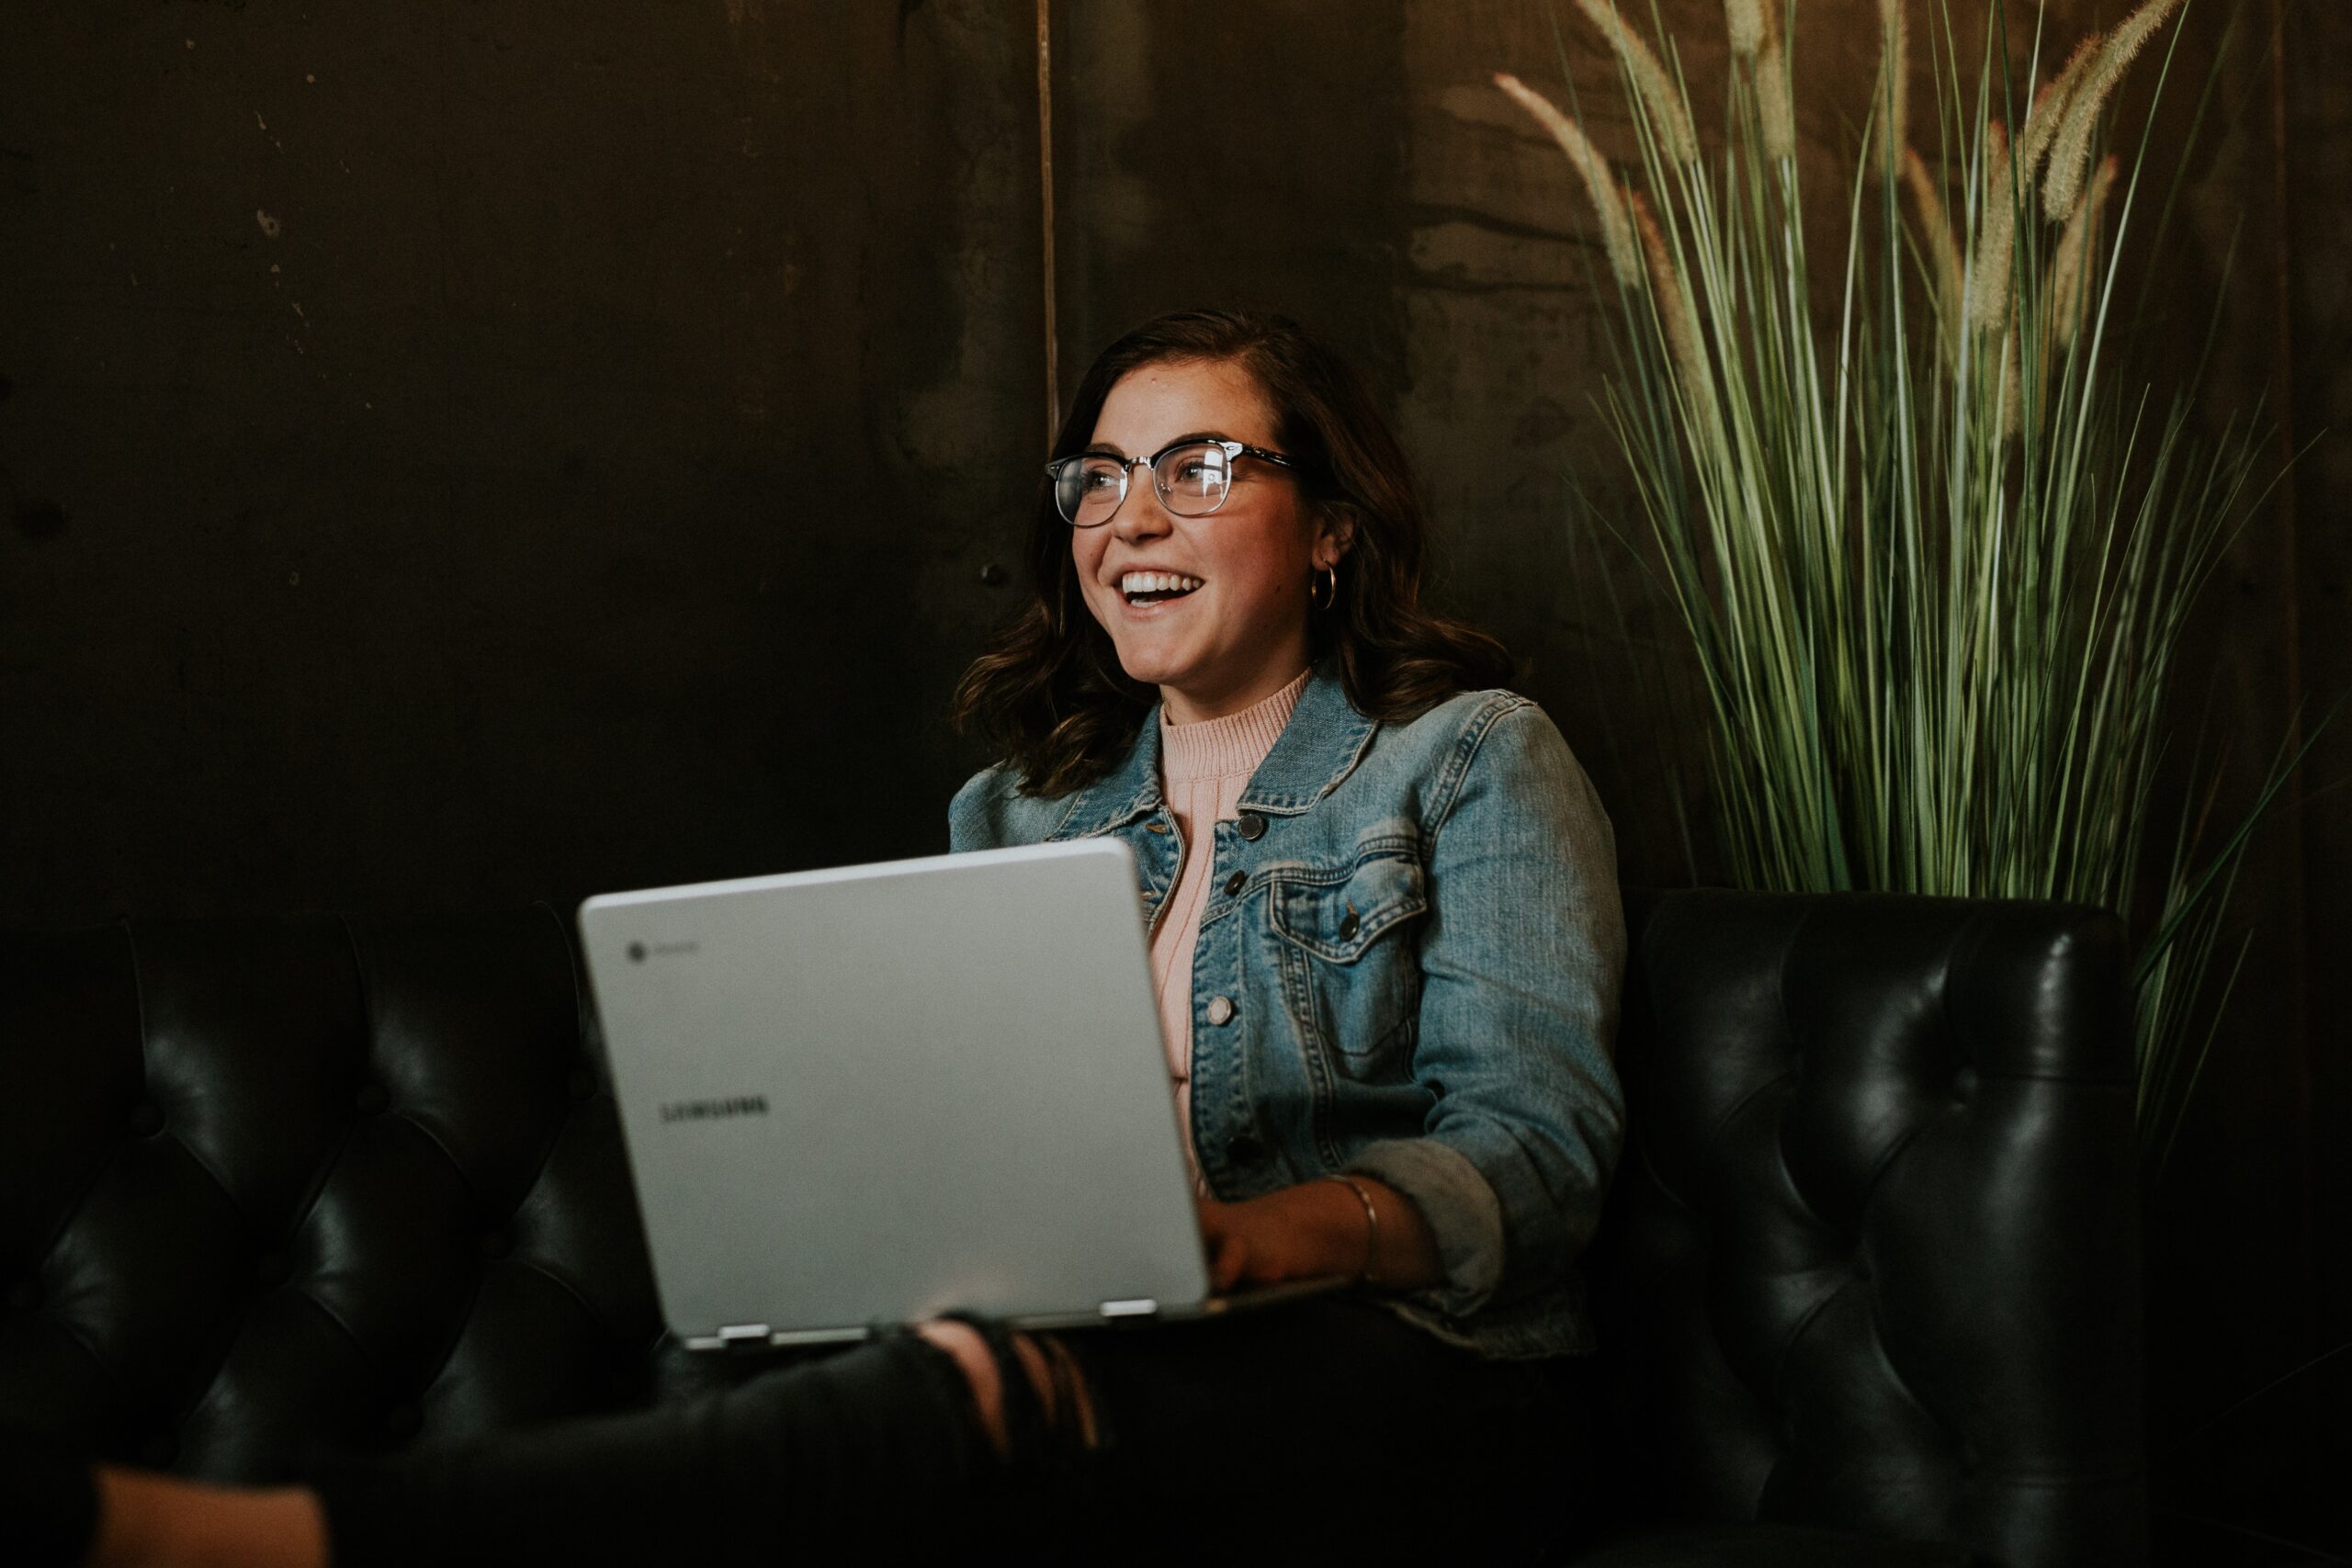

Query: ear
[[1315, 504, 1360, 568]]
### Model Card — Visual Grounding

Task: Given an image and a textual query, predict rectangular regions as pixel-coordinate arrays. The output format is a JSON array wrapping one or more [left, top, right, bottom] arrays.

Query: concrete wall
[[1, 1, 1044, 918]]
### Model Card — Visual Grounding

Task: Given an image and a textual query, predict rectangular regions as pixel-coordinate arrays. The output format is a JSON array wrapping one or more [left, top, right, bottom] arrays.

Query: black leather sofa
[[0, 890, 2144, 1564]]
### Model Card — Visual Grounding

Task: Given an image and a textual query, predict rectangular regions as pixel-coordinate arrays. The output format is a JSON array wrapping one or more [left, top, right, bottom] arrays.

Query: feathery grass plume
[[2044, 0, 2184, 220], [1494, 73, 1645, 288], [1903, 146, 1965, 353], [1998, 321, 2023, 436], [1573, 0, 1700, 164], [2018, 33, 2101, 179], [1755, 0, 1796, 163], [2051, 153, 2120, 345], [1725, 0, 1764, 56], [1873, 0, 1909, 173], [1965, 118, 2015, 332], [1631, 189, 1720, 440]]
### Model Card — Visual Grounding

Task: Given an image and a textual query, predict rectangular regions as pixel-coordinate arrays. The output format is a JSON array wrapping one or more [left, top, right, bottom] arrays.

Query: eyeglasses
[[1044, 438, 1296, 527]]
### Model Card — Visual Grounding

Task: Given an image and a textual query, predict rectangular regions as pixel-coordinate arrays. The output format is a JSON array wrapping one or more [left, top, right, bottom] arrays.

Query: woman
[[30, 309, 1625, 1565]]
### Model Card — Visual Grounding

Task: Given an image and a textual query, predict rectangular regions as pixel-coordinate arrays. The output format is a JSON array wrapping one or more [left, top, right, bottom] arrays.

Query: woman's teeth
[[1121, 571, 1204, 604]]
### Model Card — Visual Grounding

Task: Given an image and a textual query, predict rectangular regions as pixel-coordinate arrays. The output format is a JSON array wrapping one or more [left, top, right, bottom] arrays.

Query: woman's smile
[[1114, 570, 1206, 615]]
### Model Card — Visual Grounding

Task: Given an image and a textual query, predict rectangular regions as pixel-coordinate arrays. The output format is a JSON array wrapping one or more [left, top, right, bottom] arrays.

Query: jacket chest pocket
[[1269, 852, 1429, 1062]]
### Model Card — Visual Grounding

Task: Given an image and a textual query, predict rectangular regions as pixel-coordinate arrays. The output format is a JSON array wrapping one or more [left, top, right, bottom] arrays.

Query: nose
[[1106, 458, 1175, 541]]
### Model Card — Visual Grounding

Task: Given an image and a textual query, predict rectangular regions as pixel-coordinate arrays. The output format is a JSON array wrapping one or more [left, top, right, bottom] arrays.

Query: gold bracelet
[[1320, 1173, 1380, 1286]]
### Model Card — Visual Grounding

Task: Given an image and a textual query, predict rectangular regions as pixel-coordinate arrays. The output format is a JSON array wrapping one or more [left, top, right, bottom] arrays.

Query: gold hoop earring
[[1313, 562, 1338, 611]]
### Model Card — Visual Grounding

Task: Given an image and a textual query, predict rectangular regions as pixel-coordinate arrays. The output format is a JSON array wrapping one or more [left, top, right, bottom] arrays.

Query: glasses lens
[[1057, 456, 1127, 525], [1154, 443, 1231, 516]]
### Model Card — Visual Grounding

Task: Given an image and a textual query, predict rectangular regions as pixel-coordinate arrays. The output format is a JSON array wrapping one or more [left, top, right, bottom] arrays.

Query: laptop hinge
[[1097, 1298, 1160, 1320], [716, 1323, 774, 1351]]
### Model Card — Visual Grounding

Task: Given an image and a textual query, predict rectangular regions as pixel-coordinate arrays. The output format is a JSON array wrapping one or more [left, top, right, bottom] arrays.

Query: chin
[[1110, 645, 1186, 688]]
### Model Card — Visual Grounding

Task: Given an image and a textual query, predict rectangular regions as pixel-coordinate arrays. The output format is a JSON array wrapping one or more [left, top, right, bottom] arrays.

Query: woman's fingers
[[1196, 1198, 1239, 1290], [1214, 1235, 1248, 1292]]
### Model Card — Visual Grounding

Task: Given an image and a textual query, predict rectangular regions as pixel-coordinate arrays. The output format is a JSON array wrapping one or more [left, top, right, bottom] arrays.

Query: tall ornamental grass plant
[[1499, 0, 2313, 1170]]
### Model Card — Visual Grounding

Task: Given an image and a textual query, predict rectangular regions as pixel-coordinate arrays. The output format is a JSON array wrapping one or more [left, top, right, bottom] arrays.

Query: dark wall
[[4, 0, 2345, 1557], [1, 1, 1042, 921], [2148, 4, 2352, 1557]]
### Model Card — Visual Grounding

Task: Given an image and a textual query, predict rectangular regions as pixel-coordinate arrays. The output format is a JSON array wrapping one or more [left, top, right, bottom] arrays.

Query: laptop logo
[[659, 1095, 771, 1123]]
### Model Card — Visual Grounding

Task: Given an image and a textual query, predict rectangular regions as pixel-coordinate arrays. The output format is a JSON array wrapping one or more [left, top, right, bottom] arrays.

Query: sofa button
[[254, 1251, 291, 1287], [1206, 996, 1236, 1027], [480, 1229, 513, 1260], [1236, 812, 1266, 840], [384, 1404, 422, 1440], [354, 1083, 390, 1117], [126, 1102, 164, 1138], [4, 1277, 40, 1313], [1222, 871, 1247, 897], [140, 1433, 178, 1467]]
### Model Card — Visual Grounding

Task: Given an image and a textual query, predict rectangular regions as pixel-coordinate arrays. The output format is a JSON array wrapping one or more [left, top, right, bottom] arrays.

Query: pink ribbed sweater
[[1151, 665, 1311, 1186]]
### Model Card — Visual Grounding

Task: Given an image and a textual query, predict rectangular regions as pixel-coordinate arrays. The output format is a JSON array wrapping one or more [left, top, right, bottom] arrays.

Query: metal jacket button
[[1236, 811, 1267, 840], [1339, 909, 1361, 940], [1223, 871, 1247, 897], [1206, 996, 1236, 1026]]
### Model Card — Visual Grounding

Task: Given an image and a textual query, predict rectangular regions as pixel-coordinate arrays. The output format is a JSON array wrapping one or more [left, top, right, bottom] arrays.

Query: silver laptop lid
[[578, 839, 1211, 1345]]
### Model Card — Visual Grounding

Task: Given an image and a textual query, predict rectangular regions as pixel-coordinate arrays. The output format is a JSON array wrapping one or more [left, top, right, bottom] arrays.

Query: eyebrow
[[1079, 430, 1235, 459]]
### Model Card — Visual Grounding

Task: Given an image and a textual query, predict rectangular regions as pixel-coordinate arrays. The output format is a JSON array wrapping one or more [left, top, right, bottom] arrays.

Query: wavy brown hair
[[949, 309, 1519, 799]]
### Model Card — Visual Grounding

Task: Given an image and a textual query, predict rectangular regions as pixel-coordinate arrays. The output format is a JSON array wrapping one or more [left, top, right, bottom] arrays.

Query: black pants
[[311, 1299, 1599, 1564]]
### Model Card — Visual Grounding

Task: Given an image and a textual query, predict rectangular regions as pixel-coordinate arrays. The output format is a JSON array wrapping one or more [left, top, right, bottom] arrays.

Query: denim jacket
[[947, 653, 1626, 1359]]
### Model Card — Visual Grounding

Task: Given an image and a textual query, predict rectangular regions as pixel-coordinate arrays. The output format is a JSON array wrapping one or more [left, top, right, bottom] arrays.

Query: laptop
[[578, 838, 1339, 1350]]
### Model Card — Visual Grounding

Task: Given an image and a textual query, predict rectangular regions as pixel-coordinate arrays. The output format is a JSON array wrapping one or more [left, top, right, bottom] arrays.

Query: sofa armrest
[[1588, 890, 2144, 1567]]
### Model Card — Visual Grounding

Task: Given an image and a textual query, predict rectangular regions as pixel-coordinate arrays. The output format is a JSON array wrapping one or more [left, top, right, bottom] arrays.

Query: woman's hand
[[1195, 1177, 1443, 1293]]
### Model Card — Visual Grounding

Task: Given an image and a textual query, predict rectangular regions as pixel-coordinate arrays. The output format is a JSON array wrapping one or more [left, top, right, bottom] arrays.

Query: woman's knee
[[914, 1320, 1097, 1461]]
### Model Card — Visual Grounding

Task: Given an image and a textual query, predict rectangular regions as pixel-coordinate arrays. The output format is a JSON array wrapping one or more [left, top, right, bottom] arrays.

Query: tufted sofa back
[[1593, 890, 2146, 1565], [0, 908, 667, 1481], [1, 893, 2144, 1562]]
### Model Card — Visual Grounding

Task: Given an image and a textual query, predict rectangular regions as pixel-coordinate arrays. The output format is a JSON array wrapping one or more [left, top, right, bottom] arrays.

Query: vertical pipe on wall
[[1037, 0, 1060, 445]]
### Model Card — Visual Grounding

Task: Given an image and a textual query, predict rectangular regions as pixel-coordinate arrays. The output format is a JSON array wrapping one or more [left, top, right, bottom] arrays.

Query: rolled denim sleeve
[[1344, 699, 1626, 1320]]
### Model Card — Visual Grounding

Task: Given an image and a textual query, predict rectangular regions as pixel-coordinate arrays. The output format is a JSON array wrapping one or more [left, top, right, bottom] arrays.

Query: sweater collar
[[1047, 652, 1378, 840], [1159, 664, 1310, 784]]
